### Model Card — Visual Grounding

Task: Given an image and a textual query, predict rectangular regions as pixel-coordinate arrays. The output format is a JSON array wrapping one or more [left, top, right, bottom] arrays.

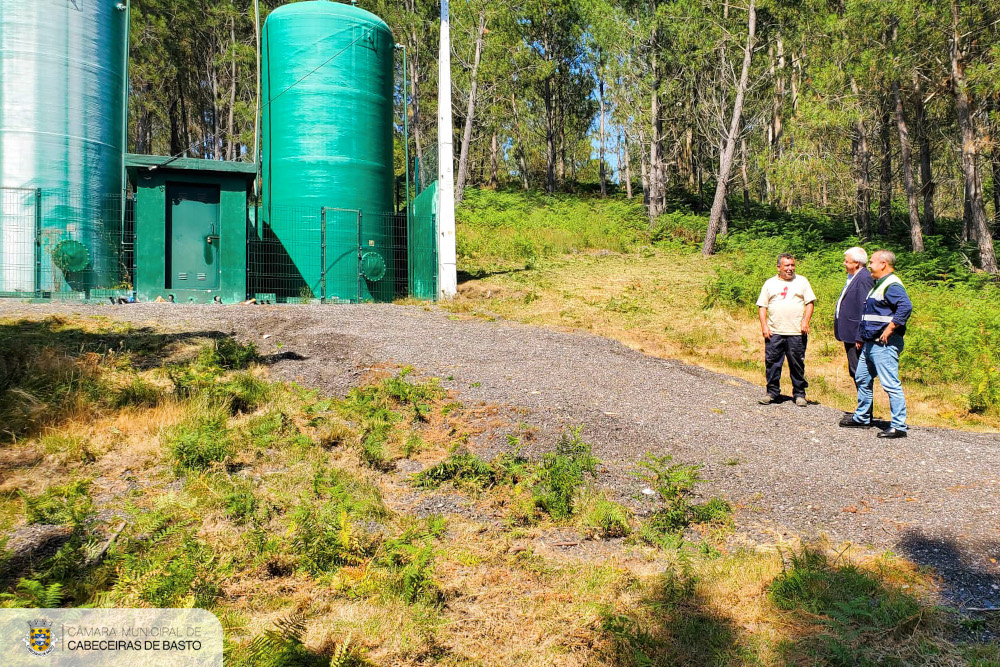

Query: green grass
[[456, 188, 1000, 420]]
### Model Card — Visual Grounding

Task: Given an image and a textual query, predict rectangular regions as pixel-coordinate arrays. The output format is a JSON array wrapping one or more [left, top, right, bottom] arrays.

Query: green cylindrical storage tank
[[260, 0, 395, 303], [0, 0, 128, 295]]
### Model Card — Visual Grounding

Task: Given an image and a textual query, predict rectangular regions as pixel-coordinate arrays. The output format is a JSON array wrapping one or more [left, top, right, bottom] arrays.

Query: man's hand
[[758, 307, 771, 340], [878, 322, 897, 345], [855, 340, 863, 351], [800, 302, 814, 335]]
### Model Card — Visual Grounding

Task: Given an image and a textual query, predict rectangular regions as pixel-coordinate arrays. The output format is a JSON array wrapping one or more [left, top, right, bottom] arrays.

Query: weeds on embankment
[[451, 188, 1000, 429], [0, 315, 995, 664]]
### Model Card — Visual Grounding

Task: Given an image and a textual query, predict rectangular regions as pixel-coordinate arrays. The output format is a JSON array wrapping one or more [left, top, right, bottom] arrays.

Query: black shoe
[[839, 414, 870, 428], [877, 428, 907, 439]]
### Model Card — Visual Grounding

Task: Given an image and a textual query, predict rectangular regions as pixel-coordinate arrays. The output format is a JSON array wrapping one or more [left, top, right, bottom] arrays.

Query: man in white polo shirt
[[756, 253, 817, 406]]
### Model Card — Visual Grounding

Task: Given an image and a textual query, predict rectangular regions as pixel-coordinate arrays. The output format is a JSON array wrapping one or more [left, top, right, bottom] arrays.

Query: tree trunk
[[598, 74, 607, 197], [992, 149, 1000, 229], [544, 71, 556, 193], [210, 55, 219, 159], [623, 132, 633, 199], [226, 15, 237, 161], [511, 93, 529, 191], [850, 77, 871, 240], [455, 12, 486, 203], [878, 96, 892, 236], [951, 0, 998, 272], [489, 132, 498, 188], [638, 128, 650, 206], [913, 72, 935, 234], [893, 81, 924, 251], [772, 35, 785, 158], [740, 135, 751, 216], [648, 20, 663, 225], [702, 0, 756, 256]]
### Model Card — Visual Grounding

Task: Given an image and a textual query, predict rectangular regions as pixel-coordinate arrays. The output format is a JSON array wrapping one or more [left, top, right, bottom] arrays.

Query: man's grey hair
[[777, 253, 795, 266], [844, 247, 868, 264], [873, 249, 896, 267]]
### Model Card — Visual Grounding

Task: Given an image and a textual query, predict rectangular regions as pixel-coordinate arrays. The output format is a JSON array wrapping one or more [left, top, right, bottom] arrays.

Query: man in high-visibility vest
[[839, 250, 913, 438]]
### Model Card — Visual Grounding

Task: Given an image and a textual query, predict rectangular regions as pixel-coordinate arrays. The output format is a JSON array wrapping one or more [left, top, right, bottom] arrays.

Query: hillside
[[453, 189, 1000, 431]]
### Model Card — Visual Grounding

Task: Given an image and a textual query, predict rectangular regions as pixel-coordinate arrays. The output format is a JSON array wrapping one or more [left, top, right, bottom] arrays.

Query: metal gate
[[247, 205, 436, 304]]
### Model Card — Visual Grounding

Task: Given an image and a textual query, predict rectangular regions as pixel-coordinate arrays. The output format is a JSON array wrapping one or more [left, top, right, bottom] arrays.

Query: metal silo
[[0, 0, 128, 295], [260, 0, 395, 302]]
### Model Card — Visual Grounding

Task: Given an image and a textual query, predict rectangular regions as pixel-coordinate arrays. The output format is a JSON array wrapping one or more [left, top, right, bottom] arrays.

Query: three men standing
[[840, 250, 912, 438], [756, 254, 816, 406]]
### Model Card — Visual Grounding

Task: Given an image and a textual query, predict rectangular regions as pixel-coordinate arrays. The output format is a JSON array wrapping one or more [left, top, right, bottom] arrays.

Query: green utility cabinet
[[126, 155, 256, 303]]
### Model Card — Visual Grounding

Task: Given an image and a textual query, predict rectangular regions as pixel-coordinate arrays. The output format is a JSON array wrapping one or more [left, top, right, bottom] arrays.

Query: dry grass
[[1, 315, 995, 666], [445, 250, 1000, 432]]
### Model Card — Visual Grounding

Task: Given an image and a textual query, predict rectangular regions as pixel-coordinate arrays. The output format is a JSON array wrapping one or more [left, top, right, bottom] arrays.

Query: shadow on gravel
[[897, 530, 1000, 609]]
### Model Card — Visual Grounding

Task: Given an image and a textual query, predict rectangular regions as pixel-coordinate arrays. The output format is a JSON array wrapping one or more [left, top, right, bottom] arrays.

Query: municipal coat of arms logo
[[23, 618, 58, 656]]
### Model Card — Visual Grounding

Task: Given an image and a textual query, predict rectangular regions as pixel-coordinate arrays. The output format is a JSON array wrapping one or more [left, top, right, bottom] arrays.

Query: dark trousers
[[764, 333, 808, 398], [844, 342, 860, 382]]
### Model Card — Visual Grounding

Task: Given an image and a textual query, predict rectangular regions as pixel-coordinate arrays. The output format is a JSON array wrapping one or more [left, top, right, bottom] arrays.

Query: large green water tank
[[0, 0, 128, 294], [260, 0, 395, 302]]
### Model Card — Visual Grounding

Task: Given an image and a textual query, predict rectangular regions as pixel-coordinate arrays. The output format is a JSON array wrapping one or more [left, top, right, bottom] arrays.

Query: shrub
[[583, 497, 632, 538], [216, 372, 272, 414], [167, 409, 233, 474], [22, 480, 93, 526], [199, 338, 259, 370], [290, 504, 370, 575], [223, 482, 261, 526], [768, 547, 923, 662], [533, 427, 598, 520], [413, 451, 497, 490]]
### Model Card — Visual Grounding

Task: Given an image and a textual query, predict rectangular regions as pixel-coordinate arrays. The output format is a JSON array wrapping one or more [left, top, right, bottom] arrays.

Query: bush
[[583, 496, 632, 538], [216, 372, 271, 414], [413, 451, 497, 490], [199, 338, 259, 370], [167, 409, 233, 474], [22, 480, 93, 526], [290, 504, 370, 575], [533, 428, 598, 520]]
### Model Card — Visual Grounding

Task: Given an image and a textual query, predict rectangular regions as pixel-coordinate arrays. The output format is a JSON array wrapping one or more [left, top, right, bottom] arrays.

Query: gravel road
[[3, 302, 999, 608]]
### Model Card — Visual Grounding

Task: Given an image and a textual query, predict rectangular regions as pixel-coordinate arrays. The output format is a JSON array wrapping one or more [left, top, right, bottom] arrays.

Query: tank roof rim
[[264, 1, 391, 32]]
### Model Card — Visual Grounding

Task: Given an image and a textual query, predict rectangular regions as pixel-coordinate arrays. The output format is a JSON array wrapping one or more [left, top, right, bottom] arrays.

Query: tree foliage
[[128, 0, 1000, 271]]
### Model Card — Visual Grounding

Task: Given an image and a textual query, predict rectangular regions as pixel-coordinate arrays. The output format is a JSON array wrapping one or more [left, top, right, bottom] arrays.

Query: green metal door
[[166, 184, 220, 290]]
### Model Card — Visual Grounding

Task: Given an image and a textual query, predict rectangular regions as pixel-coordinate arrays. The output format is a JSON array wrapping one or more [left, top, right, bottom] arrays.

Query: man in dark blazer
[[834, 246, 874, 387]]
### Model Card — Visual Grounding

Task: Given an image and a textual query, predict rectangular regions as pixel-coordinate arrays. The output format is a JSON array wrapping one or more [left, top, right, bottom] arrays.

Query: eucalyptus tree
[[702, 0, 757, 256]]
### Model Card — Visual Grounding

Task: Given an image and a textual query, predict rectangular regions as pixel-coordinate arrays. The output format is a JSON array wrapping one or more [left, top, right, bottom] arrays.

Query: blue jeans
[[853, 335, 907, 430]]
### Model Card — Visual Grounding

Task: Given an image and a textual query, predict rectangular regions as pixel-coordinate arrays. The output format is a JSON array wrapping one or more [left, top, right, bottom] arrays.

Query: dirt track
[[3, 301, 999, 608]]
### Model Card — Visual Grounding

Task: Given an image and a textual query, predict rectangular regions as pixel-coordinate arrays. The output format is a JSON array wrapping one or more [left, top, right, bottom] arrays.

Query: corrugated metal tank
[[0, 0, 128, 294], [260, 0, 395, 302]]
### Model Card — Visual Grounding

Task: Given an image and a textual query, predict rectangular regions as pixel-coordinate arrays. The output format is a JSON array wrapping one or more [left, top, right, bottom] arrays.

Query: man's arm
[[800, 302, 814, 334], [878, 283, 912, 344], [758, 307, 771, 340]]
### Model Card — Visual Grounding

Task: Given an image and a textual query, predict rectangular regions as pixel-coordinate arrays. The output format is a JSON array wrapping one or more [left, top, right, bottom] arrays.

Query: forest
[[128, 0, 1000, 272]]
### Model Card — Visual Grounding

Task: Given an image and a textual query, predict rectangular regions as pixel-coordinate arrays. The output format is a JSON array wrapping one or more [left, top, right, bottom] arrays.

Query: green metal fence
[[248, 205, 436, 304], [0, 186, 437, 303], [0, 187, 134, 300]]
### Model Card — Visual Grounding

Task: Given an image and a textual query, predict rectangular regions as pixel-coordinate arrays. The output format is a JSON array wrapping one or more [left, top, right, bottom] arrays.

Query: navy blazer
[[833, 267, 874, 343]]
